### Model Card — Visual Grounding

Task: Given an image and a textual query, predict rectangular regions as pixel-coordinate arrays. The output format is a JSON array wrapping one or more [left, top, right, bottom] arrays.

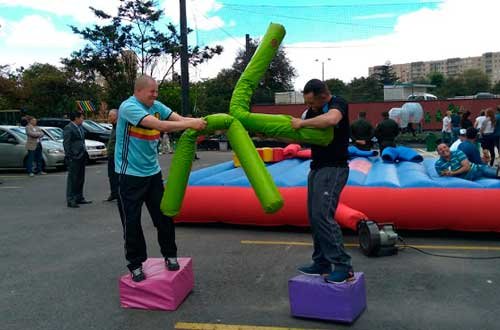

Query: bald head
[[108, 109, 118, 124], [134, 75, 156, 92], [437, 143, 450, 159], [134, 75, 158, 107]]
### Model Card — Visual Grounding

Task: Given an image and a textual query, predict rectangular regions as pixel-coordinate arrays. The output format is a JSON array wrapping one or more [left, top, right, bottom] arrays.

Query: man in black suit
[[63, 112, 92, 208]]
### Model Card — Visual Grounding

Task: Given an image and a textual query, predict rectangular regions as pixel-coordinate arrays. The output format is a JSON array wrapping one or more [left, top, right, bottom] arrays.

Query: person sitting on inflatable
[[435, 143, 500, 180], [457, 127, 490, 165]]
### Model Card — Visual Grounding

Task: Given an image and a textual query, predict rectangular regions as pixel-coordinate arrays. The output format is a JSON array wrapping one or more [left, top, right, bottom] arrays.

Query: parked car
[[37, 118, 110, 143], [40, 126, 107, 162], [98, 123, 113, 130], [0, 125, 66, 170], [474, 92, 496, 99], [407, 93, 438, 101]]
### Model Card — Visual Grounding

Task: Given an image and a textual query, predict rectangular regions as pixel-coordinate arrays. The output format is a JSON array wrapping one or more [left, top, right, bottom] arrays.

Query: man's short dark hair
[[466, 127, 478, 139], [69, 112, 83, 121], [382, 112, 389, 118], [303, 79, 328, 96]]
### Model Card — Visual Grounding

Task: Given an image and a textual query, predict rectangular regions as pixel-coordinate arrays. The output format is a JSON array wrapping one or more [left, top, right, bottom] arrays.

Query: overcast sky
[[1, 0, 499, 89]]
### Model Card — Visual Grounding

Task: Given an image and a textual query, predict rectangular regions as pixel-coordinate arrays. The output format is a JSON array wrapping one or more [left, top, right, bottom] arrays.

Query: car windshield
[[45, 127, 64, 140], [84, 120, 107, 132], [10, 127, 27, 141]]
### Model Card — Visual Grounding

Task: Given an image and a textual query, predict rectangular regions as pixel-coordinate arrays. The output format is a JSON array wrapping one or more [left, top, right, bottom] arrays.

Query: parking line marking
[[0, 186, 22, 189], [175, 322, 322, 330], [240, 240, 500, 251]]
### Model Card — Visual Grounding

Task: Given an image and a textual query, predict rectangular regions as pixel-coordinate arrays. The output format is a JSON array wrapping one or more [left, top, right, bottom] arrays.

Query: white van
[[407, 93, 438, 101]]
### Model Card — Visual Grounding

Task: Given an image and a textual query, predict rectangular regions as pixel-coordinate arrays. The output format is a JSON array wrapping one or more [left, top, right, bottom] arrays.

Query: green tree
[[0, 66, 23, 109], [324, 78, 349, 99], [232, 39, 296, 104], [195, 69, 240, 116], [492, 80, 500, 94], [462, 69, 491, 95], [439, 76, 467, 98], [19, 63, 102, 117], [428, 71, 445, 88], [65, 0, 222, 108], [373, 61, 399, 85], [348, 76, 383, 102]]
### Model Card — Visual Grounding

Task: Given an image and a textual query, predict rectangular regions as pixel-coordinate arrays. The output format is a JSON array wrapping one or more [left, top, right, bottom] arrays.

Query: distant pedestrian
[[480, 108, 497, 166], [442, 111, 452, 145], [63, 112, 92, 208], [106, 109, 119, 202], [460, 111, 473, 129], [350, 112, 374, 150], [375, 112, 399, 153], [160, 132, 173, 154], [25, 116, 46, 176]]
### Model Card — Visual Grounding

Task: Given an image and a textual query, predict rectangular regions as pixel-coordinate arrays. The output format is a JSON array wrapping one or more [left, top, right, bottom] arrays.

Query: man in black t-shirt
[[291, 79, 353, 284], [351, 112, 374, 150], [375, 112, 399, 153]]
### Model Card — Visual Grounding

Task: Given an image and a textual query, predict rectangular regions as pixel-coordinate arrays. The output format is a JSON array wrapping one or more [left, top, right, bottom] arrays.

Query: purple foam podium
[[119, 258, 193, 311], [288, 273, 366, 323]]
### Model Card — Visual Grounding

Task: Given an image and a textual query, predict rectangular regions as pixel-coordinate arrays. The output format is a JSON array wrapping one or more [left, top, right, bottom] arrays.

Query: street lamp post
[[315, 58, 331, 81]]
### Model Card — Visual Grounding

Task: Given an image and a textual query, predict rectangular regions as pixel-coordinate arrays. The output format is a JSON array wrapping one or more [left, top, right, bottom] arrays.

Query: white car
[[99, 123, 113, 130], [41, 126, 108, 162], [407, 93, 438, 101]]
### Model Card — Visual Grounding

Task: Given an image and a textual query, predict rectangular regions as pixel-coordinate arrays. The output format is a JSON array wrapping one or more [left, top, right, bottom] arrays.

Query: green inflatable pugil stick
[[160, 114, 283, 217], [229, 23, 334, 146], [161, 23, 334, 217]]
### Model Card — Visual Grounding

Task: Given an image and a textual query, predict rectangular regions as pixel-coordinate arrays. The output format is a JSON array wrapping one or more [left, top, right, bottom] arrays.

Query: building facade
[[369, 52, 500, 83]]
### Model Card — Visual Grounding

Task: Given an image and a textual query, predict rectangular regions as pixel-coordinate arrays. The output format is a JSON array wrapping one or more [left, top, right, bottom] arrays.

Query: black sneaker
[[131, 267, 145, 282], [165, 258, 180, 271], [297, 263, 332, 276]]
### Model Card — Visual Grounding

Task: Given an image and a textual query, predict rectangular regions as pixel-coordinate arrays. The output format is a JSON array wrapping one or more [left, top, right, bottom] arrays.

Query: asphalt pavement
[[1, 151, 499, 330]]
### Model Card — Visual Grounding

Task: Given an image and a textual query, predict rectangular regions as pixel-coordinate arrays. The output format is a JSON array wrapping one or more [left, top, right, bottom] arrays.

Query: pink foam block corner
[[119, 258, 193, 311]]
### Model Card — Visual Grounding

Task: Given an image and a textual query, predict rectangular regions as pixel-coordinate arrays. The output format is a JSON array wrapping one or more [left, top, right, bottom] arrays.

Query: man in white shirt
[[442, 111, 452, 145], [474, 110, 486, 130], [450, 128, 466, 151]]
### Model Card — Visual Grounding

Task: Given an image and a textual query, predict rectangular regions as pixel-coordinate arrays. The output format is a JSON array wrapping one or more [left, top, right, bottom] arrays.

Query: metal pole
[[322, 61, 325, 81], [180, 0, 190, 116]]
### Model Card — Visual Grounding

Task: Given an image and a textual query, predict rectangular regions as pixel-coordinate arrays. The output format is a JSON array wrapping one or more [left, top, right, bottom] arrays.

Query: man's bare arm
[[291, 108, 343, 129], [450, 159, 471, 176], [168, 112, 200, 122], [140, 115, 206, 132]]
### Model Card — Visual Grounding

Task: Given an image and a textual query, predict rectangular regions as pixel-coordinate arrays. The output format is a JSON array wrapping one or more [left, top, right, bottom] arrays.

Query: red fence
[[252, 99, 500, 130]]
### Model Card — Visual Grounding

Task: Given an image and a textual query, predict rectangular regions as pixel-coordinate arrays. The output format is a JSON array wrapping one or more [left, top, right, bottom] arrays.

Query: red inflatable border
[[176, 186, 500, 232]]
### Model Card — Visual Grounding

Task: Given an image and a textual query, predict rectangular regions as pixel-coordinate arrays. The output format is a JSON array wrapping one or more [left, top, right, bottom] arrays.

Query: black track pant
[[117, 171, 177, 271]]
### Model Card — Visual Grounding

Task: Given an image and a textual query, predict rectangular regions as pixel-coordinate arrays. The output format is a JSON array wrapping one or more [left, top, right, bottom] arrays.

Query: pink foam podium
[[119, 258, 193, 311]]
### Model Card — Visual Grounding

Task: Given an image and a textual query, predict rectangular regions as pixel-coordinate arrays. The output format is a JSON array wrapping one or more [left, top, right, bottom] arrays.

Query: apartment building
[[369, 52, 500, 83]]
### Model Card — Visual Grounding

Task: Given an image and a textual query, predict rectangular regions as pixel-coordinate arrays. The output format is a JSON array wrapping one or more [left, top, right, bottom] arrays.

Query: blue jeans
[[478, 165, 498, 179], [307, 166, 351, 270], [26, 143, 44, 174]]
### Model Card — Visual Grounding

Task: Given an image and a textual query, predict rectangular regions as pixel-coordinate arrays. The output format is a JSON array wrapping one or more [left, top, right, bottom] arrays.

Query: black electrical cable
[[398, 237, 500, 260]]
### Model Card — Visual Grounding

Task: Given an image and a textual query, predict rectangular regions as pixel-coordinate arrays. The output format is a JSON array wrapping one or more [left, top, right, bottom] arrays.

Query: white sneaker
[[40, 171, 47, 175], [29, 173, 34, 177]]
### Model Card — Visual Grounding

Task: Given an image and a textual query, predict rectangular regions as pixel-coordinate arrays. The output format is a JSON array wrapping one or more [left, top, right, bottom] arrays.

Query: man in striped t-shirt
[[435, 143, 499, 180], [115, 75, 206, 282]]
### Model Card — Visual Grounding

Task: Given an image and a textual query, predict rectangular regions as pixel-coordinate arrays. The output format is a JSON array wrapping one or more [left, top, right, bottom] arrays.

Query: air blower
[[358, 220, 398, 257]]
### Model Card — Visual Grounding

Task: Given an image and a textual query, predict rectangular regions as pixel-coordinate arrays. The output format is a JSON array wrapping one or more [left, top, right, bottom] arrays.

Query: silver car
[[0, 125, 66, 169]]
